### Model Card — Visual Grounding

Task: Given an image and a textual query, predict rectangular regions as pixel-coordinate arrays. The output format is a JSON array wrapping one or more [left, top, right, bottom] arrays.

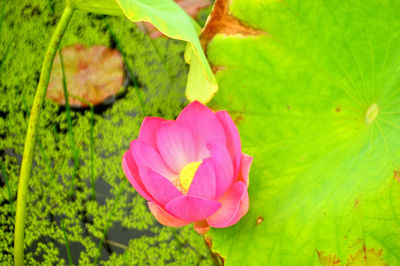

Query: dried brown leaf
[[47, 44, 124, 107]]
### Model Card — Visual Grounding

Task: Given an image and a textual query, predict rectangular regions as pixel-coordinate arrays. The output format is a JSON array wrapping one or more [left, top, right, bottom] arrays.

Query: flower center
[[179, 161, 201, 192]]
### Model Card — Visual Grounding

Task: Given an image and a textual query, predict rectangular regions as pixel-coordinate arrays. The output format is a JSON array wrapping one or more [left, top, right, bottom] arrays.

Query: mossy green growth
[[0, 0, 212, 264]]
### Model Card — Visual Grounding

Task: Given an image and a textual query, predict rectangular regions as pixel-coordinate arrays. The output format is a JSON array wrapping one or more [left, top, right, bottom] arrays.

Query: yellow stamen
[[179, 161, 201, 192]]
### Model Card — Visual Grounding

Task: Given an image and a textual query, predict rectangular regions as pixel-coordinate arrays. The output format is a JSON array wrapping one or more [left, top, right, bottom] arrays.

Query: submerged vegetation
[[0, 0, 213, 264]]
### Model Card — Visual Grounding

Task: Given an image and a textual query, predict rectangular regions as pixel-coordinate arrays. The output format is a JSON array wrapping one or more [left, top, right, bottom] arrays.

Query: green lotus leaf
[[67, 0, 217, 102], [197, 0, 400, 265], [115, 0, 217, 103]]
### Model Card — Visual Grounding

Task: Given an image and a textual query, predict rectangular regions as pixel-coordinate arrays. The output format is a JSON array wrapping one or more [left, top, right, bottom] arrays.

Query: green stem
[[22, 98, 56, 182], [14, 6, 74, 266], [61, 219, 73, 266], [94, 181, 126, 265], [59, 49, 79, 197], [90, 104, 95, 200]]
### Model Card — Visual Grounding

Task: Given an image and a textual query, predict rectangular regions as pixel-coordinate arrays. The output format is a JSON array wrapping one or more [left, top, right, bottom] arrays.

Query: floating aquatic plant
[[47, 44, 125, 108]]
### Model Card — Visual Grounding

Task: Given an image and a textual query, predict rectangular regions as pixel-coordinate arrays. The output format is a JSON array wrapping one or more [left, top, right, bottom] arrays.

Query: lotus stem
[[59, 49, 80, 197], [14, 6, 74, 265], [61, 219, 73, 266], [22, 97, 56, 182], [89, 105, 94, 199], [94, 180, 126, 264]]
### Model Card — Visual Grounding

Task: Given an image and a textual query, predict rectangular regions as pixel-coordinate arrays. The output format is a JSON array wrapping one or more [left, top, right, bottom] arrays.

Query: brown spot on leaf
[[354, 199, 359, 208], [335, 107, 341, 112], [208, 105, 246, 125], [211, 65, 226, 74], [226, 109, 245, 125], [394, 170, 400, 183], [200, 0, 266, 49], [233, 114, 244, 125], [47, 44, 125, 108], [347, 246, 386, 266], [255, 216, 264, 225], [316, 249, 341, 265]]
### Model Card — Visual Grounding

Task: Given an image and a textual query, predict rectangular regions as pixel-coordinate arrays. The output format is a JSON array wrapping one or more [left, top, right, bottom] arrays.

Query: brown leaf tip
[[211, 65, 226, 74], [394, 170, 400, 183], [200, 0, 266, 49], [347, 247, 385, 266], [316, 249, 341, 265]]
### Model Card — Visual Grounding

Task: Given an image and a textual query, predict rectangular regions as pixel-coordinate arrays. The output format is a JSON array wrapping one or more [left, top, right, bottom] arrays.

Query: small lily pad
[[47, 44, 125, 108]]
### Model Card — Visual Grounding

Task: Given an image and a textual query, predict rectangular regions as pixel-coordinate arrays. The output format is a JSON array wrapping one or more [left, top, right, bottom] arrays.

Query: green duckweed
[[0, 0, 213, 264]]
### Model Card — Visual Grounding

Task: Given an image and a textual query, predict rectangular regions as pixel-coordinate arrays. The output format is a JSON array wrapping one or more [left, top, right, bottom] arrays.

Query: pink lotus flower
[[122, 101, 252, 234]]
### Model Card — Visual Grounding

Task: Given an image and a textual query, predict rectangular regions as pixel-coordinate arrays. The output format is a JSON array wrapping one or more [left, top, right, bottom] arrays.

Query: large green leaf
[[197, 0, 400, 265], [68, 0, 217, 103], [114, 0, 218, 103]]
